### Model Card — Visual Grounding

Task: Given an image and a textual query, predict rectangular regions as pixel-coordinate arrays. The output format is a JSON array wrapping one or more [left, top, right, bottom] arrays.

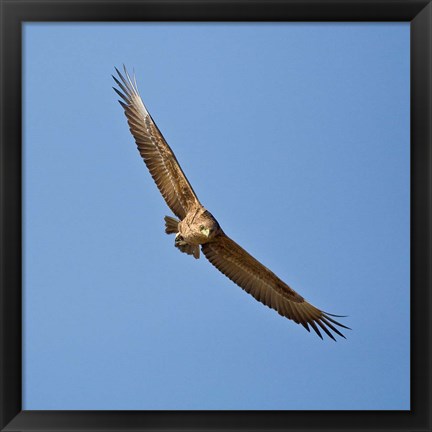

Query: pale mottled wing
[[202, 234, 349, 340], [113, 67, 200, 219]]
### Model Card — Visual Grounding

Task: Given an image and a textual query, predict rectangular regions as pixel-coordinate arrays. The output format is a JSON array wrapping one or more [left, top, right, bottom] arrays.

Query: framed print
[[1, 0, 431, 431]]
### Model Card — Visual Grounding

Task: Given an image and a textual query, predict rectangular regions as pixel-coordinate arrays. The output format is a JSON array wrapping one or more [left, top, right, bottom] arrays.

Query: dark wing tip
[[312, 312, 350, 341], [113, 65, 138, 96], [114, 66, 122, 77], [316, 319, 337, 341], [112, 86, 129, 103], [301, 322, 311, 333], [324, 312, 349, 318], [323, 313, 351, 330], [308, 320, 323, 340]]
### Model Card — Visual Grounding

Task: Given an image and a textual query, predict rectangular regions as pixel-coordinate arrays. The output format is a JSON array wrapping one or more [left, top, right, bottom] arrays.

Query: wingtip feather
[[324, 314, 351, 330], [308, 320, 323, 339], [316, 319, 337, 341], [118, 100, 128, 109], [113, 87, 129, 103]]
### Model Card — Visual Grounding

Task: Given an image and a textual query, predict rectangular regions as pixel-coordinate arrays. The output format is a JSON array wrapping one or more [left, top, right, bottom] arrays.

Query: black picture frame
[[1, 1, 430, 431]]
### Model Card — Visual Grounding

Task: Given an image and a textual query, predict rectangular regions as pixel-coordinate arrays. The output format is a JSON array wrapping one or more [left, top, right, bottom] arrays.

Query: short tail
[[164, 216, 179, 234]]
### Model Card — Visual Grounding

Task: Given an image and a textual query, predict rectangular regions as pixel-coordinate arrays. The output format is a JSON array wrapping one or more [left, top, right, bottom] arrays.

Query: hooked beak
[[202, 228, 211, 237]]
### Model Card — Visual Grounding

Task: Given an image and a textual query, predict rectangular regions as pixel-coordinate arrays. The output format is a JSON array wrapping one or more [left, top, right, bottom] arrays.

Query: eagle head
[[197, 210, 220, 241]]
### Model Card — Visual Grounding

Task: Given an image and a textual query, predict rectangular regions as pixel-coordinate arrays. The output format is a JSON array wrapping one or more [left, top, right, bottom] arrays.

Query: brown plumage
[[113, 66, 349, 341]]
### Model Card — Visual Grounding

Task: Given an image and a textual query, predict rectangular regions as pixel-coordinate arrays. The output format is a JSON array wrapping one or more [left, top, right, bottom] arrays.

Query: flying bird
[[113, 66, 349, 340]]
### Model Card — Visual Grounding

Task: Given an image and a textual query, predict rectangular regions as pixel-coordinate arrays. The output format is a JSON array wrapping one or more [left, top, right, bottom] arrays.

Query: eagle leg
[[165, 216, 199, 259], [174, 234, 200, 259]]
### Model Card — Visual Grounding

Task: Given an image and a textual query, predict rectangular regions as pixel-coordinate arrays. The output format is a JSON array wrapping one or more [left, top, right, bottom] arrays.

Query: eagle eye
[[200, 225, 205, 230]]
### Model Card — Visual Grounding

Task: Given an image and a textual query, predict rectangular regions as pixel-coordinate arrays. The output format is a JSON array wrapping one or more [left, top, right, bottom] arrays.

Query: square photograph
[[23, 22, 410, 410]]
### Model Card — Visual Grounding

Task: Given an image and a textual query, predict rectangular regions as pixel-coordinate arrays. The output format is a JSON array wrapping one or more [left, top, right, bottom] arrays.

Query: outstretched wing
[[202, 234, 349, 340], [113, 66, 200, 219]]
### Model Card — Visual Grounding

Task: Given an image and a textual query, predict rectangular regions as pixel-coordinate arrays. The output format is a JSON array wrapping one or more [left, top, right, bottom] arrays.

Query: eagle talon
[[175, 233, 187, 246]]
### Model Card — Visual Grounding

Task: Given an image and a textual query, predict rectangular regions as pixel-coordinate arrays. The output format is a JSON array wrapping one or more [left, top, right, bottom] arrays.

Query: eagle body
[[113, 66, 350, 341], [165, 206, 221, 259], [178, 206, 221, 246]]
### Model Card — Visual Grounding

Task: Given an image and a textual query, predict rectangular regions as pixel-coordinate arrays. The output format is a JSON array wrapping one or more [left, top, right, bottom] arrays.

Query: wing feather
[[113, 66, 200, 219], [202, 234, 349, 340]]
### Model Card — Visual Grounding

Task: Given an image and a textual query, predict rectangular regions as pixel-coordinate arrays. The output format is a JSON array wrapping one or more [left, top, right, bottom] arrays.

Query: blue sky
[[23, 23, 410, 410]]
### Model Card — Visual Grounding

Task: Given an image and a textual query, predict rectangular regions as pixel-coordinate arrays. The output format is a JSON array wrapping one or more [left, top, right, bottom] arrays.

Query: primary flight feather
[[113, 66, 349, 341]]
